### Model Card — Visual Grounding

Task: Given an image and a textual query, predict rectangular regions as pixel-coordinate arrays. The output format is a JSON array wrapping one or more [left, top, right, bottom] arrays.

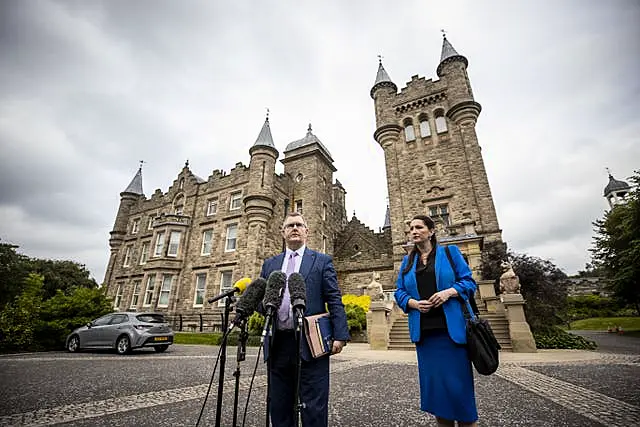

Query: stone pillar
[[477, 279, 502, 313], [367, 301, 393, 350], [501, 293, 537, 353]]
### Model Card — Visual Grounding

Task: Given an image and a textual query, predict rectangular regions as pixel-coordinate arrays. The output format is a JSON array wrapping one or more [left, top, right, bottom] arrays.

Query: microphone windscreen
[[288, 272, 306, 304], [236, 278, 267, 316], [264, 271, 286, 309], [234, 277, 252, 294]]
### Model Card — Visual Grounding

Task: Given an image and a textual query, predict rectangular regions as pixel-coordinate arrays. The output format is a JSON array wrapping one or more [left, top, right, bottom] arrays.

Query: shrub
[[566, 295, 621, 321], [533, 326, 597, 350], [345, 303, 367, 333], [342, 294, 371, 313], [35, 287, 113, 350], [0, 273, 44, 351], [248, 312, 265, 336]]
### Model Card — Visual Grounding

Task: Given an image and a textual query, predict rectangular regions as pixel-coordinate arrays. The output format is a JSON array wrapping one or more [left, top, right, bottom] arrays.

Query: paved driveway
[[570, 330, 640, 355], [0, 344, 638, 426]]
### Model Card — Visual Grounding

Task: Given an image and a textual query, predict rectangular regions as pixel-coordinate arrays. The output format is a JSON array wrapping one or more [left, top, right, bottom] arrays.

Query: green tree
[[30, 259, 99, 299], [591, 170, 640, 314], [0, 273, 45, 351], [481, 242, 568, 331], [0, 241, 31, 309]]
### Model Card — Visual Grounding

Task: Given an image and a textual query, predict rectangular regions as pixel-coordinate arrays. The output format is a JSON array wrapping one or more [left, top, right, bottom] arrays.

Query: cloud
[[0, 0, 638, 282]]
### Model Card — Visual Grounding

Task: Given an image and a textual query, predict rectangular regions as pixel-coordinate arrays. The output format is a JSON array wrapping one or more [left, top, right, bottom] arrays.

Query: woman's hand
[[409, 299, 434, 313], [427, 288, 457, 308]]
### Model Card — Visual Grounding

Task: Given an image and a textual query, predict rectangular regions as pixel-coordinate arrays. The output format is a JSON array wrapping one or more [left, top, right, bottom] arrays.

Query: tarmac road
[[0, 343, 639, 426]]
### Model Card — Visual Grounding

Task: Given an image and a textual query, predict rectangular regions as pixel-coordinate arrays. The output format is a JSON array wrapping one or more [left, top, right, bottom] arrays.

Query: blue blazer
[[394, 245, 476, 344], [260, 247, 350, 361]]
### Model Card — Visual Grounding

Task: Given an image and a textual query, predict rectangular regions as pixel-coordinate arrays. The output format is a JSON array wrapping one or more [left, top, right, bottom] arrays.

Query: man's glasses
[[284, 222, 306, 229]]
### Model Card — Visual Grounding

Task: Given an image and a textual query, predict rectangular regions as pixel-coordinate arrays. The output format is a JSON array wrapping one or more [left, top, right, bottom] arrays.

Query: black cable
[[241, 343, 264, 427], [195, 328, 233, 427]]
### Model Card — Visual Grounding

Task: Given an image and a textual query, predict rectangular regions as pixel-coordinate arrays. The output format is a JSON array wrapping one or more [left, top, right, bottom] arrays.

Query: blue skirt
[[415, 330, 478, 423]]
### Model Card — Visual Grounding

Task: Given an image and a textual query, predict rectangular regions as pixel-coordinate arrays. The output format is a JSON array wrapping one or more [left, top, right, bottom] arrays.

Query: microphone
[[260, 271, 287, 343], [263, 271, 286, 316], [288, 272, 306, 319], [228, 278, 267, 331], [208, 277, 251, 304]]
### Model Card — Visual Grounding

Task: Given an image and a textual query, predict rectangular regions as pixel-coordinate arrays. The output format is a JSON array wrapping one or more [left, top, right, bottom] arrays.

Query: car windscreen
[[136, 314, 165, 323]]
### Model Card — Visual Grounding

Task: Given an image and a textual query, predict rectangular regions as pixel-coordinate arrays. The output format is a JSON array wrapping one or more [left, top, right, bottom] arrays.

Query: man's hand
[[331, 340, 346, 355]]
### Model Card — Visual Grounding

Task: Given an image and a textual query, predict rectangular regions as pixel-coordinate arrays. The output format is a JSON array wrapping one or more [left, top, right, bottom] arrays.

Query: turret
[[370, 58, 398, 129], [604, 170, 631, 208], [245, 114, 278, 225], [437, 35, 481, 125], [109, 165, 144, 250]]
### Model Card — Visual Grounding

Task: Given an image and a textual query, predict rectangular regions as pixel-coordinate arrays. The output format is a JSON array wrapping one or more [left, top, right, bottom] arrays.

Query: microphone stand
[[215, 295, 234, 427], [261, 312, 274, 427], [232, 318, 248, 427], [293, 309, 305, 427]]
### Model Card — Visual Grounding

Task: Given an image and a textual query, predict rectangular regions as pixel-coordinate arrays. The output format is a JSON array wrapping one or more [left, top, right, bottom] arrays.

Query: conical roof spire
[[253, 111, 276, 149], [437, 34, 468, 77], [370, 56, 397, 98], [123, 163, 144, 196], [383, 205, 391, 229]]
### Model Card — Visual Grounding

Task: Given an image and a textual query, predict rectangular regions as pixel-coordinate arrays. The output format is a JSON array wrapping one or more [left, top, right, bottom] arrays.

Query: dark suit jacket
[[260, 247, 350, 361]]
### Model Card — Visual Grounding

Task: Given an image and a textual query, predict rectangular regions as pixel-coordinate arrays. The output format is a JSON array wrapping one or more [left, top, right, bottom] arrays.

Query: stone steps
[[387, 310, 513, 351]]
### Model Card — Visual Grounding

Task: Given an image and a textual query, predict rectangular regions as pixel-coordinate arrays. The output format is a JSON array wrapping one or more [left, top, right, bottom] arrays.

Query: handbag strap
[[444, 246, 477, 321]]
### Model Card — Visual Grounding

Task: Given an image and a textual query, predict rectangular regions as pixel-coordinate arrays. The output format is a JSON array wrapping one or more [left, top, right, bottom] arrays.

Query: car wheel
[[67, 335, 80, 353], [154, 345, 169, 353], [116, 335, 131, 355]]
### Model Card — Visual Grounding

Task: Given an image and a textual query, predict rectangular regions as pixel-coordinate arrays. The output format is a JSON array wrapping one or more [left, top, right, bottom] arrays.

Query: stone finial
[[499, 261, 521, 294]]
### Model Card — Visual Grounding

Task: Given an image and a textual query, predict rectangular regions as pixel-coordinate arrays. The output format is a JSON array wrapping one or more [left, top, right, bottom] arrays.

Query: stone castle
[[103, 36, 504, 325]]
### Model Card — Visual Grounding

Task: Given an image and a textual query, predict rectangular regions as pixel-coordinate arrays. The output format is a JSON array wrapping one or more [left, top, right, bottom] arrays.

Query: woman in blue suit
[[395, 215, 478, 427]]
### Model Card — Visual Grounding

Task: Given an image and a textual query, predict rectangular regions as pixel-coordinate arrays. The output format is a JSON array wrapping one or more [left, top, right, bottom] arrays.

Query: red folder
[[303, 313, 333, 358]]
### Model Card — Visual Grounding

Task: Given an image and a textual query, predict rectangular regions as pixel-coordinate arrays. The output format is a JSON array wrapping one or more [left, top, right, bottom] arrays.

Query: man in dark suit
[[260, 211, 349, 427]]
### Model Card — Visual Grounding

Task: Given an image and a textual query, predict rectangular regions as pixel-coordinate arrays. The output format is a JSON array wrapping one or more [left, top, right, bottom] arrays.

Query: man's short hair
[[282, 211, 307, 228]]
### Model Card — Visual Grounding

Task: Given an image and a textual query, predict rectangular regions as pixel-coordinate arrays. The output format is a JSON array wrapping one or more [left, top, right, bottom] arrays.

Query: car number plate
[[154, 337, 168, 341]]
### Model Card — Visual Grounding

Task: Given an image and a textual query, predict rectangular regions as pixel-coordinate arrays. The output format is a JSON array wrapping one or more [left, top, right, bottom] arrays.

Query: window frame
[[193, 273, 207, 307], [157, 274, 173, 307], [154, 232, 165, 257], [139, 242, 149, 265], [131, 218, 140, 234], [229, 191, 243, 211], [206, 199, 218, 216], [167, 231, 181, 257], [143, 274, 156, 307], [130, 280, 141, 309], [113, 283, 123, 310], [218, 270, 233, 307], [201, 229, 214, 255], [122, 246, 133, 267], [225, 223, 238, 252]]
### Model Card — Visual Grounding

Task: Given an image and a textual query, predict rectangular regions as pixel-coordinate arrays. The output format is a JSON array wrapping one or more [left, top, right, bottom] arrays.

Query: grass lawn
[[174, 332, 220, 345], [570, 317, 640, 332]]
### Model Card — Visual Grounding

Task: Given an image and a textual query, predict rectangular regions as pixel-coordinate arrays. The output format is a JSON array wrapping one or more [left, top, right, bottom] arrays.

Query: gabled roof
[[284, 124, 333, 160]]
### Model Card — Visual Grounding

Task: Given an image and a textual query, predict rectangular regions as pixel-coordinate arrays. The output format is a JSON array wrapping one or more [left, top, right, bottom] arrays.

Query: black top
[[416, 251, 447, 334]]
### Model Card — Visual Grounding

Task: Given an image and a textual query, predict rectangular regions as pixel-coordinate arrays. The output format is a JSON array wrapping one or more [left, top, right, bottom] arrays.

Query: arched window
[[404, 119, 415, 142], [434, 110, 447, 134], [419, 114, 431, 138]]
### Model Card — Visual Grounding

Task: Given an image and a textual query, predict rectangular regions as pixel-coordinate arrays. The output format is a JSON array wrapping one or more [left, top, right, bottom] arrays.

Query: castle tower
[[243, 115, 279, 276], [104, 165, 144, 289], [281, 124, 341, 254], [371, 36, 502, 271]]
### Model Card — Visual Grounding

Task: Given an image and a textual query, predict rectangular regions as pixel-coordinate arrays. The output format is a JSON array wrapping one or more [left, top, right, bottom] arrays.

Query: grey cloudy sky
[[1, 0, 638, 283]]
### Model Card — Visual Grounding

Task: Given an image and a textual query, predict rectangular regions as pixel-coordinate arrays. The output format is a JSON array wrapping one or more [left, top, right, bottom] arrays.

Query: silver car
[[66, 312, 174, 355]]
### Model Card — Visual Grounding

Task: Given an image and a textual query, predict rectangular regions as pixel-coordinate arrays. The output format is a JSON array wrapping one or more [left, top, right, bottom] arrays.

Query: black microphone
[[207, 277, 251, 304], [228, 278, 267, 331], [263, 271, 286, 316], [288, 272, 306, 319], [260, 271, 287, 343]]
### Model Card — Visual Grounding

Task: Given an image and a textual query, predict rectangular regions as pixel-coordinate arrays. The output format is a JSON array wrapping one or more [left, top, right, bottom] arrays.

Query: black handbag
[[444, 246, 501, 375]]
